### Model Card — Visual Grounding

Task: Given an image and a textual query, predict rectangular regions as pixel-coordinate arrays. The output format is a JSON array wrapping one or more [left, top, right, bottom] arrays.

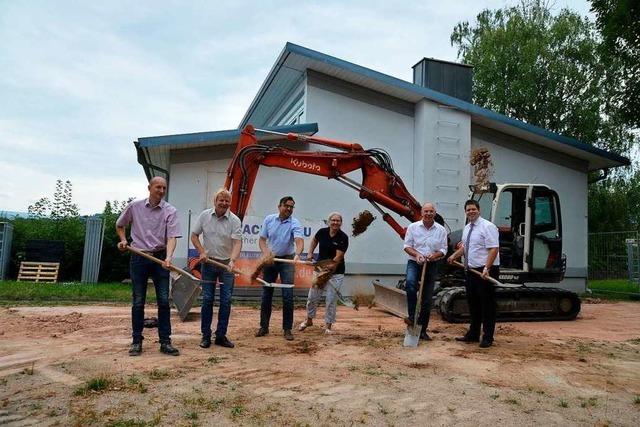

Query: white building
[[134, 43, 628, 294]]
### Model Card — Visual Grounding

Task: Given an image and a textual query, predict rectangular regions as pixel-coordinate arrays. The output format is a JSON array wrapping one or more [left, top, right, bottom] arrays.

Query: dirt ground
[[1, 300, 639, 426]]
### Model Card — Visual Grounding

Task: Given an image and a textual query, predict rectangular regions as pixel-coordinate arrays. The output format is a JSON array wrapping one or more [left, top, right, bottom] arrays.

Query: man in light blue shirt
[[255, 196, 304, 341]]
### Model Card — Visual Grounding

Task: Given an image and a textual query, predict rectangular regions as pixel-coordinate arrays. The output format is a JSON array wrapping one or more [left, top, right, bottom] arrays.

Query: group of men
[[117, 176, 499, 356], [116, 177, 349, 356], [403, 199, 499, 348]]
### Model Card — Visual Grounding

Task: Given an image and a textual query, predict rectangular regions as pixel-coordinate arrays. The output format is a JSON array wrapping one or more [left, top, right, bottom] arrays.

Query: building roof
[[240, 42, 629, 172], [134, 122, 318, 180]]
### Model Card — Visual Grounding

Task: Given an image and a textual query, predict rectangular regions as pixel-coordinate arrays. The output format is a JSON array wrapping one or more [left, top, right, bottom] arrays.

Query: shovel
[[451, 261, 522, 288], [403, 261, 428, 347], [204, 257, 294, 289], [126, 246, 200, 281], [273, 257, 355, 308]]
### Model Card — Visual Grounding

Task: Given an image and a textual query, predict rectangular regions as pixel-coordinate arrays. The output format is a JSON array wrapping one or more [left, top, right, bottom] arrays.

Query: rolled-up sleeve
[[259, 217, 270, 239], [291, 218, 304, 239], [166, 210, 182, 238], [486, 223, 499, 248], [403, 224, 414, 249], [116, 203, 133, 228], [231, 217, 242, 240]]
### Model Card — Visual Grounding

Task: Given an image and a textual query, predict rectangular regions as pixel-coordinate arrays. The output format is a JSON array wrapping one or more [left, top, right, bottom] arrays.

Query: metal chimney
[[412, 58, 473, 103]]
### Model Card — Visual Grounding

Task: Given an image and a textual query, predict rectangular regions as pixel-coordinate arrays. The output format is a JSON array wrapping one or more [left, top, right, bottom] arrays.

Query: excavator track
[[437, 286, 581, 323]]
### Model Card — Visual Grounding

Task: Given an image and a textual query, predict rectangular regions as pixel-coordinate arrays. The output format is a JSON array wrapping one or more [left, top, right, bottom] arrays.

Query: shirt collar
[[421, 220, 437, 230], [212, 208, 230, 219], [145, 198, 166, 209]]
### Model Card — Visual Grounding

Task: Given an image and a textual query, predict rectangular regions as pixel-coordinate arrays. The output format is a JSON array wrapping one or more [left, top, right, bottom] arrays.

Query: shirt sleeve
[[166, 209, 182, 238], [231, 216, 242, 240], [485, 222, 499, 248], [437, 227, 448, 255], [291, 218, 304, 239], [115, 202, 134, 227], [259, 216, 270, 239], [337, 233, 349, 252], [192, 211, 205, 236], [403, 224, 414, 249]]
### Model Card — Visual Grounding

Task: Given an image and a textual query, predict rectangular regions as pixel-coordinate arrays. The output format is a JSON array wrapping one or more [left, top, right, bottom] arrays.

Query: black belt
[[275, 254, 294, 260]]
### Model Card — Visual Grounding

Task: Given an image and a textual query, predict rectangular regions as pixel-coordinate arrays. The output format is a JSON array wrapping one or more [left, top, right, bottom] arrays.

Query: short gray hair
[[327, 212, 343, 223]]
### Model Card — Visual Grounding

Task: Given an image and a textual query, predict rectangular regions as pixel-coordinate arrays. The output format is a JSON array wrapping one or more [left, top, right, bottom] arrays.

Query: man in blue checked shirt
[[255, 196, 304, 341]]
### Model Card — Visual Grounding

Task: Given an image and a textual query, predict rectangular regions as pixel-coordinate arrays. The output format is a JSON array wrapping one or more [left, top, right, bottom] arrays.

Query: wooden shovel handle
[[204, 257, 283, 288], [272, 257, 313, 265], [126, 246, 197, 280], [451, 260, 502, 286]]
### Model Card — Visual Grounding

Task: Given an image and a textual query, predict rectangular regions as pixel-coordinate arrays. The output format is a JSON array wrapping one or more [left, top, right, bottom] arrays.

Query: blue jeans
[[405, 259, 438, 331], [260, 260, 295, 330], [130, 252, 171, 344], [200, 263, 235, 339]]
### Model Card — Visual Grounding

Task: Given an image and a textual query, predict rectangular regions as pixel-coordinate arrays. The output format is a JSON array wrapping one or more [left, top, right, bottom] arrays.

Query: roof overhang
[[241, 42, 629, 172], [134, 122, 318, 181]]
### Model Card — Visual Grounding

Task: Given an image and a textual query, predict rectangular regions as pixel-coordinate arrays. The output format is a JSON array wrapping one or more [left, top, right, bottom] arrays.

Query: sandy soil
[[0, 300, 639, 426]]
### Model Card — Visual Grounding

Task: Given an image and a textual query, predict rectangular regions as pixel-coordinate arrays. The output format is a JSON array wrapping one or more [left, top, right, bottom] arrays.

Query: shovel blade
[[403, 324, 422, 347]]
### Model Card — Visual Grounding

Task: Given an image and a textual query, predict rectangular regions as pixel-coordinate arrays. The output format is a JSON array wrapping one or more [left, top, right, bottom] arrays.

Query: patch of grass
[[74, 376, 111, 396], [558, 399, 569, 408], [579, 397, 598, 408], [21, 363, 35, 375], [206, 355, 224, 365], [490, 393, 500, 400], [0, 280, 143, 304], [126, 375, 147, 393], [0, 378, 7, 386], [148, 368, 170, 380], [185, 411, 198, 420], [587, 279, 640, 301], [628, 338, 640, 345], [230, 405, 245, 418], [634, 395, 640, 405], [376, 402, 389, 415], [504, 398, 520, 405], [576, 342, 593, 354], [105, 420, 146, 427]]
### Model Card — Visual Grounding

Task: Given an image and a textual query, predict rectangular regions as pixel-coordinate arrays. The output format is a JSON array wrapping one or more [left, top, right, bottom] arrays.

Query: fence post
[[81, 217, 105, 283]]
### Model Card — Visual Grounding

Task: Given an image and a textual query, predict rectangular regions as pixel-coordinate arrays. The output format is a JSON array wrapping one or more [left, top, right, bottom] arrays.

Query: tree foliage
[[591, 0, 640, 128], [450, 0, 635, 155]]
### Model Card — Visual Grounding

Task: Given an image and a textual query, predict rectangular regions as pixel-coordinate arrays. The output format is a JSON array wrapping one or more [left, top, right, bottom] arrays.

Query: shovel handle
[[126, 246, 198, 280], [204, 258, 289, 288], [451, 261, 502, 286], [273, 257, 313, 265]]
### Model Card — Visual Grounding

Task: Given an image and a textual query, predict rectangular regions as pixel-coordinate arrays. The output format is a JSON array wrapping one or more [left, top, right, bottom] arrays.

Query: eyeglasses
[[283, 204, 295, 209]]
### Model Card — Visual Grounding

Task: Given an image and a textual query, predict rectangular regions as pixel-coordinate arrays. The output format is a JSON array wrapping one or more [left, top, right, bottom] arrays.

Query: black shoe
[[199, 337, 211, 348], [420, 331, 432, 341], [214, 336, 235, 348], [255, 327, 269, 337], [479, 339, 493, 348], [129, 342, 142, 356], [283, 329, 294, 341], [160, 342, 180, 356], [455, 334, 480, 343]]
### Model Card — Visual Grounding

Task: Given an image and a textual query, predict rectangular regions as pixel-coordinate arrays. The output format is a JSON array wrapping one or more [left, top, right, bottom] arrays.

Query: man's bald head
[[147, 176, 167, 205], [421, 202, 436, 226]]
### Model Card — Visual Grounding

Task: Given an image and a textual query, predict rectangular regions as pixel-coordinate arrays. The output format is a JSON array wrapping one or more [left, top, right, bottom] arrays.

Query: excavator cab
[[471, 183, 565, 283]]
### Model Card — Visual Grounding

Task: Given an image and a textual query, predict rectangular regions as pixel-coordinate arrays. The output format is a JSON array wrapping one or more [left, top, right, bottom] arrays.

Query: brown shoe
[[283, 329, 294, 341], [255, 327, 269, 337]]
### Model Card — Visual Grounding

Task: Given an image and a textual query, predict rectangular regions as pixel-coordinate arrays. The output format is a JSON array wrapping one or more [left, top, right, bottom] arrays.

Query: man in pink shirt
[[116, 177, 182, 356]]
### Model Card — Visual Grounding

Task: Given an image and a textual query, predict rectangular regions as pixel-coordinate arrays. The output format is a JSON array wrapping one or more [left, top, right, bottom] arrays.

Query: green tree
[[591, 0, 640, 127], [450, 0, 635, 155]]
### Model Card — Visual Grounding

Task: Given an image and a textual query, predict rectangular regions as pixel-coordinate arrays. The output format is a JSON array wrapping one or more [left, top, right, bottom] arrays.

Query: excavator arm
[[224, 125, 430, 238]]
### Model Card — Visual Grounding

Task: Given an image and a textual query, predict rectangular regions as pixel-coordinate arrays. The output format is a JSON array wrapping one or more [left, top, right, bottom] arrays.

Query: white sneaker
[[298, 321, 310, 331], [324, 328, 333, 335]]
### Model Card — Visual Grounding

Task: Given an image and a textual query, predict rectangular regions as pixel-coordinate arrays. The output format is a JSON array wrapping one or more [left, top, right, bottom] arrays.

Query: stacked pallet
[[17, 262, 60, 283]]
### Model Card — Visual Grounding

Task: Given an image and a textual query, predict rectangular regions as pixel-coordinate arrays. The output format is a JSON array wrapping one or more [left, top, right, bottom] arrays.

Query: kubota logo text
[[291, 158, 321, 172]]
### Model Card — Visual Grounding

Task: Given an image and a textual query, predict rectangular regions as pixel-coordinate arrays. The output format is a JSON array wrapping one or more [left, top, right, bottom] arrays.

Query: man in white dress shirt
[[403, 202, 448, 341], [448, 199, 500, 348]]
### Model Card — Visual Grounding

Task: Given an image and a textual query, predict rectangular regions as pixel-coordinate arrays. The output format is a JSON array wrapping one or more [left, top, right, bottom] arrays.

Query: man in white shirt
[[191, 188, 242, 349], [403, 202, 447, 341], [448, 199, 500, 348]]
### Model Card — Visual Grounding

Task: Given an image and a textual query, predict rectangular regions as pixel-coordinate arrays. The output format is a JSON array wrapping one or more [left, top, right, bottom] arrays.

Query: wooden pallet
[[17, 262, 60, 283]]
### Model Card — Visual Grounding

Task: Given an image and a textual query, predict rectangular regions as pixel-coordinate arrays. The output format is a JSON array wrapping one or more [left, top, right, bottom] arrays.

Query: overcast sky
[[0, 0, 596, 214]]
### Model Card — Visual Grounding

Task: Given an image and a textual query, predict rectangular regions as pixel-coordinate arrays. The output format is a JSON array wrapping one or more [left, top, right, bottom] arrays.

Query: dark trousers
[[260, 259, 295, 331], [201, 263, 235, 339], [465, 266, 499, 342], [130, 252, 171, 344], [405, 260, 439, 331]]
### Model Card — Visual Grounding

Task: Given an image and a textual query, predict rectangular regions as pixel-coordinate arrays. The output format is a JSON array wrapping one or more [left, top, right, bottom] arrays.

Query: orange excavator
[[224, 125, 581, 322]]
